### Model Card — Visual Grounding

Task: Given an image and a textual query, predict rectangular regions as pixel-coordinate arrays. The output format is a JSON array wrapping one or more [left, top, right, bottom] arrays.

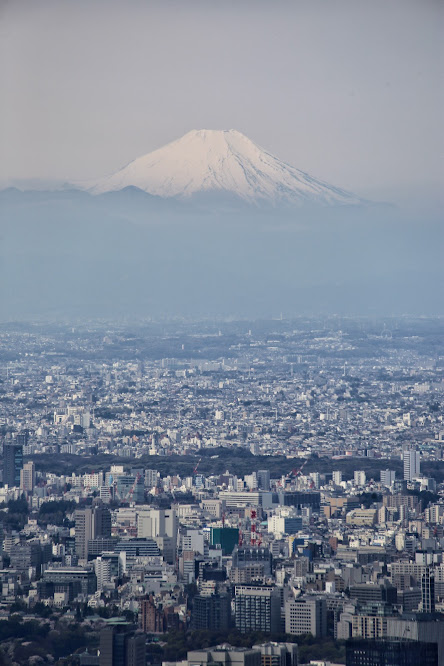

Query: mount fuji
[[86, 129, 364, 207]]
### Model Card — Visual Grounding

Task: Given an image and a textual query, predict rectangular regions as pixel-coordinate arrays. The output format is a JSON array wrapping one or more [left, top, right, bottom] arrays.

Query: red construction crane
[[250, 509, 257, 546], [288, 458, 308, 480], [193, 457, 202, 474]]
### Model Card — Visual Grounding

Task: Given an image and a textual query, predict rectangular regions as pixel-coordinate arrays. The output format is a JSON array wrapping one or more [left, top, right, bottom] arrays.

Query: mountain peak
[[88, 129, 364, 206]]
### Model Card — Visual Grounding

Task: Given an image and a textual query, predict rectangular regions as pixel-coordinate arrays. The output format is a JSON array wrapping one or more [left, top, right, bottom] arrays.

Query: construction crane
[[193, 457, 202, 475], [128, 472, 142, 500], [288, 459, 308, 480]]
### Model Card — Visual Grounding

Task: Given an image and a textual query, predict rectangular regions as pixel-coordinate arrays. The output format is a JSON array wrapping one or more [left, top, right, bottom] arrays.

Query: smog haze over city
[[0, 2, 443, 666], [1, 0, 443, 319]]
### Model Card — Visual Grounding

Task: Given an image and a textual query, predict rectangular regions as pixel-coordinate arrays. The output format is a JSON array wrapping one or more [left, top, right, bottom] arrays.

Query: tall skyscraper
[[235, 584, 281, 634], [421, 568, 435, 613], [403, 448, 420, 481], [257, 470, 271, 490], [3, 443, 23, 488], [20, 461, 35, 492], [75, 504, 111, 560]]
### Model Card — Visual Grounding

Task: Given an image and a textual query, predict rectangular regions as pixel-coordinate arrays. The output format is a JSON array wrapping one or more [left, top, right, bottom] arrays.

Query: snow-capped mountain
[[87, 129, 363, 206]]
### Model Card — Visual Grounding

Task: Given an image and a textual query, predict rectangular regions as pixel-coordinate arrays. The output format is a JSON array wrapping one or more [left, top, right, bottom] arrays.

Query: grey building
[[3, 443, 23, 488], [192, 593, 231, 631], [235, 585, 281, 634], [187, 646, 261, 666], [99, 625, 145, 666], [41, 566, 97, 600], [285, 596, 327, 638], [232, 547, 273, 577], [75, 504, 111, 560]]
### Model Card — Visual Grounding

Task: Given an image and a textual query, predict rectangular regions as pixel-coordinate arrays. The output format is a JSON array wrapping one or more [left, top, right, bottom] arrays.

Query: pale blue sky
[[1, 0, 442, 202]]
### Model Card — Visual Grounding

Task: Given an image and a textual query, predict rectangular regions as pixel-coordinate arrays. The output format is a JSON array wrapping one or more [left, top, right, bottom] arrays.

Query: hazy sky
[[1, 0, 442, 201]]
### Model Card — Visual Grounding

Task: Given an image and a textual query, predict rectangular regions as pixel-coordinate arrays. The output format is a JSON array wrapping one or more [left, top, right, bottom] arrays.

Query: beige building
[[345, 509, 377, 526]]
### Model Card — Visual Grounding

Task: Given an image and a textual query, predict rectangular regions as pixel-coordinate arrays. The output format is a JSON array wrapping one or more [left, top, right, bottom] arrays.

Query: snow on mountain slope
[[88, 129, 363, 206]]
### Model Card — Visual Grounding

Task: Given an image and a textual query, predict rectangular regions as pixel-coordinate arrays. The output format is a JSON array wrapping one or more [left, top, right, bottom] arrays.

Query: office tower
[[95, 557, 112, 591], [210, 527, 239, 555], [3, 443, 23, 488], [16, 431, 29, 447], [403, 448, 420, 481], [332, 471, 342, 486], [353, 471, 366, 487], [258, 470, 271, 490], [380, 469, 396, 487], [137, 508, 178, 563], [20, 461, 35, 492], [75, 504, 111, 560], [192, 593, 231, 631], [268, 512, 302, 537], [235, 585, 281, 634], [285, 597, 327, 637], [99, 626, 145, 666], [345, 639, 438, 666], [144, 469, 158, 488], [421, 568, 435, 613], [349, 582, 397, 606], [232, 547, 273, 576]]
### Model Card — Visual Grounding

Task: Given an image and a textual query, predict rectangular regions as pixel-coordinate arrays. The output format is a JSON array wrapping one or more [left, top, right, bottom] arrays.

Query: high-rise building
[[257, 470, 271, 490], [421, 568, 435, 613], [332, 471, 343, 486], [144, 469, 158, 488], [210, 527, 239, 555], [285, 597, 327, 638], [137, 508, 178, 562], [99, 625, 145, 666], [94, 557, 112, 591], [20, 461, 35, 492], [235, 585, 281, 634], [16, 431, 29, 447], [380, 469, 396, 487], [3, 443, 23, 488], [386, 614, 444, 664], [75, 504, 111, 560], [192, 593, 231, 631], [349, 582, 397, 607], [354, 471, 366, 487], [345, 639, 438, 666], [403, 448, 420, 481], [232, 547, 273, 577]]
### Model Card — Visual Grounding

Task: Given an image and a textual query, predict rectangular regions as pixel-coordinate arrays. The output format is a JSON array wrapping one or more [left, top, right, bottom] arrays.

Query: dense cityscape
[[0, 316, 443, 665]]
